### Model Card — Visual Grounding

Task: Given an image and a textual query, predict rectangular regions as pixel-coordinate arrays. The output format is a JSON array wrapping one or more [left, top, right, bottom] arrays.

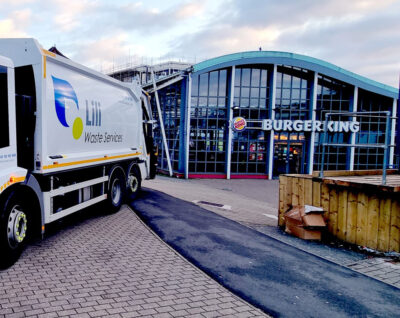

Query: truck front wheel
[[0, 191, 32, 268]]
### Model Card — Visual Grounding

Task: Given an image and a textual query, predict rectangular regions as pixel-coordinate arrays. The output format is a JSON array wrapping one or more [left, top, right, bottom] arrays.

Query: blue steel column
[[226, 66, 235, 179], [308, 71, 318, 174], [390, 98, 397, 168], [268, 65, 277, 179], [349, 86, 358, 171], [178, 78, 187, 173], [184, 74, 192, 179]]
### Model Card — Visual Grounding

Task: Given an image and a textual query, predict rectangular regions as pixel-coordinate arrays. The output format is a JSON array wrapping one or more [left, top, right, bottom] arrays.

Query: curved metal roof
[[193, 51, 398, 99]]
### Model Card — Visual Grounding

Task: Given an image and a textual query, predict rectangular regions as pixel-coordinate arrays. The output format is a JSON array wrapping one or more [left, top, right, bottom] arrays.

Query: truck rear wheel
[[0, 191, 32, 268], [126, 164, 141, 201], [106, 166, 126, 213]]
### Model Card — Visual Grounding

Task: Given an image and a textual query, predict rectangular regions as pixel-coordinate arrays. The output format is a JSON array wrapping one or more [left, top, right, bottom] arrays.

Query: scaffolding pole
[[152, 71, 173, 177]]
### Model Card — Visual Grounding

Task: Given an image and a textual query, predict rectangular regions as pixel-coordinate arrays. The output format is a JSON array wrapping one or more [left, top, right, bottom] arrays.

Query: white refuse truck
[[0, 38, 157, 266]]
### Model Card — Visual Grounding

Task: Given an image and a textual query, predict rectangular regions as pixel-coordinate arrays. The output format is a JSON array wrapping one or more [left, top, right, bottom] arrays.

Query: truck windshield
[[0, 66, 9, 148]]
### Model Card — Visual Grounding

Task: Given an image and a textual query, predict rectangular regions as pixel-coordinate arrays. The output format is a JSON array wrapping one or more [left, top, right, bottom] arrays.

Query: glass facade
[[147, 55, 397, 179], [189, 70, 228, 173], [313, 75, 352, 171], [354, 89, 393, 170], [232, 67, 270, 174], [273, 66, 310, 176]]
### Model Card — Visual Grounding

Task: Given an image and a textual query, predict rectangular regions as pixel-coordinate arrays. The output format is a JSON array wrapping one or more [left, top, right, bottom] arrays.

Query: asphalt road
[[130, 188, 400, 318]]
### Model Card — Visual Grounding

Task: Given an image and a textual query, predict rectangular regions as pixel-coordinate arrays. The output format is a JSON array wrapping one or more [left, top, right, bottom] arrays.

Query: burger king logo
[[232, 117, 247, 131]]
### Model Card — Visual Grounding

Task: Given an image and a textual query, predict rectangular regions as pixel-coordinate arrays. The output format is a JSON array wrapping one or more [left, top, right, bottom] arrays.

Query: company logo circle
[[72, 117, 83, 139], [52, 76, 83, 140], [232, 117, 247, 131]]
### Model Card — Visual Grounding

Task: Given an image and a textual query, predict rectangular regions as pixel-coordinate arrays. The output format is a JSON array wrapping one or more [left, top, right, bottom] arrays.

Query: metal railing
[[319, 111, 393, 185]]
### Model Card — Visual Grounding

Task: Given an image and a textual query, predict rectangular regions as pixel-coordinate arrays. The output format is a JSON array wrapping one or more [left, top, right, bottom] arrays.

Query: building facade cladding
[[150, 51, 399, 179]]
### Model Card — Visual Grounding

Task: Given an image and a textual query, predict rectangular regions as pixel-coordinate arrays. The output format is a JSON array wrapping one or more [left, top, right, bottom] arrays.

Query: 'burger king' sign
[[232, 117, 247, 132]]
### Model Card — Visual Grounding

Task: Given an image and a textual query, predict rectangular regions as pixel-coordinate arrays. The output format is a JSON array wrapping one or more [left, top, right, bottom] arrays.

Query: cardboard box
[[284, 206, 326, 240], [296, 206, 326, 228], [284, 207, 303, 226], [285, 219, 322, 240], [303, 205, 324, 214], [298, 207, 326, 228], [301, 213, 326, 227]]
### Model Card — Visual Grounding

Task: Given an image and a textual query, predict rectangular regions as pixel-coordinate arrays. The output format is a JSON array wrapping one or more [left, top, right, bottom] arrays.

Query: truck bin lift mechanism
[[0, 38, 157, 267]]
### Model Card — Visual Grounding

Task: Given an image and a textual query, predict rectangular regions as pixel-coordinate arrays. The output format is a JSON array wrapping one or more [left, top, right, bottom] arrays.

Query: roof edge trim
[[193, 51, 398, 96]]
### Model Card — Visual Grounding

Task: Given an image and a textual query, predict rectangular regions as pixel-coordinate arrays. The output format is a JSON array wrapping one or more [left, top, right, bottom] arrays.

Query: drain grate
[[193, 200, 231, 210], [197, 201, 224, 207]]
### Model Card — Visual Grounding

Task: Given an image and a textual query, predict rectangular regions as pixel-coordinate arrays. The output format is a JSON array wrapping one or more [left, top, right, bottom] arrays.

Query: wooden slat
[[292, 177, 299, 207], [278, 176, 286, 227], [377, 197, 392, 252], [346, 191, 358, 244], [389, 199, 400, 252], [298, 177, 305, 206], [312, 169, 397, 178], [366, 195, 380, 250], [337, 190, 348, 240], [328, 187, 338, 235], [285, 176, 293, 212], [356, 192, 368, 247], [321, 183, 330, 222], [304, 178, 313, 206], [312, 180, 321, 207]]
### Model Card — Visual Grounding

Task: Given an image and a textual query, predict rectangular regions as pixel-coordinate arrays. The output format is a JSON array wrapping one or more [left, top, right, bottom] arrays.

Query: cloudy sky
[[0, 0, 399, 87]]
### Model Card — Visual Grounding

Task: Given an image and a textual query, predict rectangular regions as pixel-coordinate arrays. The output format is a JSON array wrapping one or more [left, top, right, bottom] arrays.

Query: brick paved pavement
[[347, 258, 400, 289], [0, 206, 268, 318]]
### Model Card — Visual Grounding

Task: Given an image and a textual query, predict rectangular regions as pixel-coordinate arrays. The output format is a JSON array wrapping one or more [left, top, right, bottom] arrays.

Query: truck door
[[143, 122, 158, 179], [14, 66, 36, 170], [0, 65, 10, 151]]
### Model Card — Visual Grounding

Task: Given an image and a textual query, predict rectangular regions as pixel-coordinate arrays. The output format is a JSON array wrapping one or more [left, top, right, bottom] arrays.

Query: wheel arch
[[0, 183, 42, 237], [108, 164, 126, 189], [127, 161, 142, 181]]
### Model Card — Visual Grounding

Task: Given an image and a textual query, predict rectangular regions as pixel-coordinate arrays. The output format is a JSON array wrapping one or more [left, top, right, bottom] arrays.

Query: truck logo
[[52, 76, 83, 140]]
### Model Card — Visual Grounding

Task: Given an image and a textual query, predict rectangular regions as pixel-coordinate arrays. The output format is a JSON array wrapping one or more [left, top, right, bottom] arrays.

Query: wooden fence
[[279, 171, 400, 253]]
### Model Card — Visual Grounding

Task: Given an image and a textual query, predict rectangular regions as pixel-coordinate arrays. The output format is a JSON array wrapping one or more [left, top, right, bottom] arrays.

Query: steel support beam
[[184, 74, 192, 179], [152, 71, 173, 176], [349, 86, 358, 171], [390, 97, 397, 167], [268, 65, 277, 179], [226, 66, 235, 179], [308, 71, 318, 174]]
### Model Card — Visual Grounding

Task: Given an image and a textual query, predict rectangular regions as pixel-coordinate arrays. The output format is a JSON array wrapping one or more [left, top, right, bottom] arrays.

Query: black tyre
[[0, 191, 32, 268], [106, 167, 126, 213], [126, 164, 141, 201]]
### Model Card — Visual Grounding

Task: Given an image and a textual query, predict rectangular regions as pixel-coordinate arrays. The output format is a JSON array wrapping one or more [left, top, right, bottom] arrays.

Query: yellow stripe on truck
[[43, 55, 46, 78], [41, 49, 56, 58], [10, 176, 26, 183], [43, 152, 142, 170], [0, 176, 26, 193]]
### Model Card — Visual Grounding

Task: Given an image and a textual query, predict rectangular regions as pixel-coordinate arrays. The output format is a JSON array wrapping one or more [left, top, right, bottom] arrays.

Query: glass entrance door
[[273, 142, 304, 177]]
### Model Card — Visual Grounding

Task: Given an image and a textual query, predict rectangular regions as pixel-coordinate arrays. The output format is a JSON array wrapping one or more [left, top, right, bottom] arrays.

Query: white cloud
[[0, 19, 27, 37], [73, 34, 147, 71], [52, 0, 98, 31], [0, 0, 398, 87], [176, 1, 206, 19], [0, 9, 31, 37], [166, 0, 400, 87]]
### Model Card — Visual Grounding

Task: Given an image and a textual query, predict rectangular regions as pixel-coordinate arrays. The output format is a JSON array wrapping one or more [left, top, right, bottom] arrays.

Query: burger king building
[[137, 51, 399, 179]]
